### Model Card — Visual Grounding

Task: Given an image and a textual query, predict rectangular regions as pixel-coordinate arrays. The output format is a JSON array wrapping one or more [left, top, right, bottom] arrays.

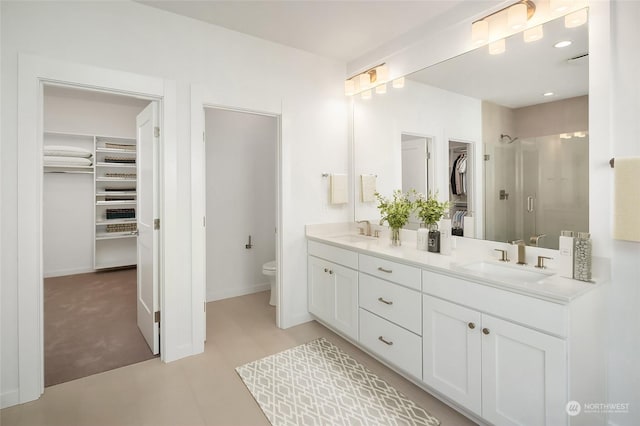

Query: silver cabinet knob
[[482, 328, 490, 335], [324, 268, 328, 273], [328, 270, 333, 275], [468, 322, 476, 329]]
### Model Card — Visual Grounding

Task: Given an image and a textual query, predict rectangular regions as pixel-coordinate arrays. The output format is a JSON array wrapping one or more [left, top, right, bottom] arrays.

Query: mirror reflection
[[353, 11, 589, 249]]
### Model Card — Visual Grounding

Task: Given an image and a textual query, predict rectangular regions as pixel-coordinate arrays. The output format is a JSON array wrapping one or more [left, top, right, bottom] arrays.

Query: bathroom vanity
[[306, 223, 607, 426]]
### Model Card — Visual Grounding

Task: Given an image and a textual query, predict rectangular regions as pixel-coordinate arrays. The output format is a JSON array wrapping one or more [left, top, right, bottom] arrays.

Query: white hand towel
[[330, 174, 348, 204], [613, 157, 640, 242], [360, 174, 377, 202]]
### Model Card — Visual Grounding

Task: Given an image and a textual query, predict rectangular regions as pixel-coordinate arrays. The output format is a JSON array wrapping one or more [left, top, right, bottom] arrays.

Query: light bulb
[[472, 20, 489, 46], [361, 90, 372, 100], [565, 9, 587, 28], [507, 3, 527, 30], [375, 65, 389, 82], [375, 84, 387, 95], [489, 39, 506, 55], [344, 79, 355, 96], [560, 133, 572, 139], [392, 77, 405, 89], [359, 73, 371, 91], [524, 25, 543, 42]]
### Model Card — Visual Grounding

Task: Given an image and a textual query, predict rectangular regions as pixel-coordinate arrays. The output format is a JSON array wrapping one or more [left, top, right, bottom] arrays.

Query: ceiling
[[136, 0, 470, 62], [408, 14, 589, 108]]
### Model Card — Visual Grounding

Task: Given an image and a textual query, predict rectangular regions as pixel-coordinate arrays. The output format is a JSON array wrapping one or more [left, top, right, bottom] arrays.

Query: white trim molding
[[15, 54, 185, 406]]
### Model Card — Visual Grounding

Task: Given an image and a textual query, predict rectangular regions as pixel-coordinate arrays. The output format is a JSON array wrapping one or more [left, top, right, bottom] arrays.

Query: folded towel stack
[[44, 145, 93, 167]]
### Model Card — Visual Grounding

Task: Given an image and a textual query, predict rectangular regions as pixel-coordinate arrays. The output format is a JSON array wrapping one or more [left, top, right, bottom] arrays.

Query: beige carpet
[[44, 268, 156, 387]]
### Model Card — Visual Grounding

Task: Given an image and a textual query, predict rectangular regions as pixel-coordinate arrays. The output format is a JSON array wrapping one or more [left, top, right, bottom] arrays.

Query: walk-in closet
[[43, 85, 157, 386], [449, 140, 473, 238]]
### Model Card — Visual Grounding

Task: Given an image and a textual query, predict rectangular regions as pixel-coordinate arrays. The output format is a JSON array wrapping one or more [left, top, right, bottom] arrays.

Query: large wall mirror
[[353, 10, 588, 249]]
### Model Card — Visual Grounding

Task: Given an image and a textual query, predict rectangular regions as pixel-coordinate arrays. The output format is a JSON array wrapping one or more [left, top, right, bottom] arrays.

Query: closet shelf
[[96, 232, 137, 240], [96, 200, 136, 206], [96, 191, 137, 196], [96, 177, 136, 182], [96, 147, 136, 154], [44, 165, 94, 173], [96, 219, 137, 226], [96, 162, 136, 168]]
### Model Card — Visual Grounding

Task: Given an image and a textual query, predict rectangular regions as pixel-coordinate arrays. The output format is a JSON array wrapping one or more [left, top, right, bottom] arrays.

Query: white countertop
[[306, 223, 608, 304]]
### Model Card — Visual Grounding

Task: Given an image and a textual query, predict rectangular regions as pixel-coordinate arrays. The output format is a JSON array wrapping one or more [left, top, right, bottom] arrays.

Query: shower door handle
[[527, 196, 535, 212]]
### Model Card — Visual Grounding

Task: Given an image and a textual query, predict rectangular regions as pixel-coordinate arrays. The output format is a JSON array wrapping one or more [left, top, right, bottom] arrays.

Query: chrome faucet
[[510, 239, 526, 265], [357, 220, 372, 236], [529, 234, 546, 247]]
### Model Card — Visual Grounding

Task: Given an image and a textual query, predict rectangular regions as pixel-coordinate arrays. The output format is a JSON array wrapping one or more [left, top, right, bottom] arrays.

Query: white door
[[308, 256, 331, 321], [330, 263, 358, 341], [136, 102, 159, 355], [481, 314, 567, 426], [401, 137, 428, 194], [422, 295, 482, 416]]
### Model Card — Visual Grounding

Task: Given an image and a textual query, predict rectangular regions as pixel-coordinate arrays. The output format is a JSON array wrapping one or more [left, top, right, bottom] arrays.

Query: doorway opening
[[42, 84, 160, 386], [203, 107, 279, 323]]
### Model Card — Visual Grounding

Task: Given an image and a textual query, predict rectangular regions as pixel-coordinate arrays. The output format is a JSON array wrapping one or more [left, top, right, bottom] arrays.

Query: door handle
[[130, 230, 139, 236], [377, 267, 393, 273], [378, 297, 393, 305]]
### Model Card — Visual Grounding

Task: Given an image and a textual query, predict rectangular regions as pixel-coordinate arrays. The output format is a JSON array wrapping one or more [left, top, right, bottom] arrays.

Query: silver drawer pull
[[377, 267, 393, 273], [378, 336, 393, 346], [378, 297, 393, 305]]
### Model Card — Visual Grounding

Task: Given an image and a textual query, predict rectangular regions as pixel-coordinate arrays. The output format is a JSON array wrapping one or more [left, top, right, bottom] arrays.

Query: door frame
[[16, 54, 176, 404], [190, 85, 284, 329]]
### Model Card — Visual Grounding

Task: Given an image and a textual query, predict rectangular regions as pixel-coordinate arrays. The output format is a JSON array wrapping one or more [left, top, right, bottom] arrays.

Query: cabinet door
[[308, 256, 331, 321], [330, 262, 359, 341], [422, 295, 482, 416], [481, 315, 567, 426]]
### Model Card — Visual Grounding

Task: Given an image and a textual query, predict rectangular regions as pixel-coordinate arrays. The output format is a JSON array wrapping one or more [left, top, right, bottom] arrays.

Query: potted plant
[[415, 193, 449, 252], [375, 190, 414, 246]]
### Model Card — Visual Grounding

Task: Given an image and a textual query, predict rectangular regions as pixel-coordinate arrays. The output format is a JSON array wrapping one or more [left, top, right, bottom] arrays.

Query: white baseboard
[[206, 283, 270, 302], [282, 312, 313, 329], [44, 266, 95, 278], [1, 388, 20, 409]]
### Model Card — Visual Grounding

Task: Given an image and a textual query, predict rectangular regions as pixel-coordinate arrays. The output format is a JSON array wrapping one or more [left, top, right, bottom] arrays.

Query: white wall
[[205, 108, 276, 301], [608, 1, 640, 424], [1, 1, 348, 408], [353, 79, 482, 227], [42, 87, 148, 277]]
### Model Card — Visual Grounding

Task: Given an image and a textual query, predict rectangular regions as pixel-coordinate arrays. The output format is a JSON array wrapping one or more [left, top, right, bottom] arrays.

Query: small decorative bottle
[[439, 214, 452, 255], [573, 232, 592, 282], [558, 230, 575, 279], [427, 223, 440, 253]]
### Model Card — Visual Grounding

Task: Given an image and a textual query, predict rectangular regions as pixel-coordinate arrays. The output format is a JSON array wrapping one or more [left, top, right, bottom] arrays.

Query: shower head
[[500, 134, 519, 144]]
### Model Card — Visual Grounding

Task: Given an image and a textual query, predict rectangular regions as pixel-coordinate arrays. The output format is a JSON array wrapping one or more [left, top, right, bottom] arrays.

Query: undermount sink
[[458, 261, 552, 284], [330, 234, 379, 243]]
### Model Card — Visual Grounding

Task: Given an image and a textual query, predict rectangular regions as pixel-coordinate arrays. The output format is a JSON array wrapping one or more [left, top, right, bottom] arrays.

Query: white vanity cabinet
[[358, 254, 423, 379], [307, 241, 359, 341], [423, 294, 566, 425]]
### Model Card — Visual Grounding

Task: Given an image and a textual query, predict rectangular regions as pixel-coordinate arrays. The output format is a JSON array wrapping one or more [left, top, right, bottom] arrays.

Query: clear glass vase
[[390, 227, 401, 246]]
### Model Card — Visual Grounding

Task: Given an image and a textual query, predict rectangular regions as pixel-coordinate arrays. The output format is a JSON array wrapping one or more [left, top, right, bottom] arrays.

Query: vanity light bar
[[471, 0, 537, 53], [344, 64, 403, 97]]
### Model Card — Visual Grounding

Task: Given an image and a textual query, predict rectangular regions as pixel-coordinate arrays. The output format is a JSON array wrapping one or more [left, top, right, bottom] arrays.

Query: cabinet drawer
[[359, 254, 421, 290], [359, 309, 422, 379], [423, 270, 568, 337], [359, 273, 421, 335], [308, 240, 358, 269]]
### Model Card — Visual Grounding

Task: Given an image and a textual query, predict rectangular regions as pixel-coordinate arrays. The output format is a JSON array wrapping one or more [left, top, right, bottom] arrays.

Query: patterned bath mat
[[236, 338, 440, 426]]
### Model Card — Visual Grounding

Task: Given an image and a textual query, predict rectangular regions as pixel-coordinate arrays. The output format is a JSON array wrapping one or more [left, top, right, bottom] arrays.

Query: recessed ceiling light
[[543, 92, 555, 97], [554, 40, 572, 48]]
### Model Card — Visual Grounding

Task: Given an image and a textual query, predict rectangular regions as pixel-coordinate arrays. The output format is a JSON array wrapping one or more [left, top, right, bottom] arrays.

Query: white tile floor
[[1, 291, 477, 426]]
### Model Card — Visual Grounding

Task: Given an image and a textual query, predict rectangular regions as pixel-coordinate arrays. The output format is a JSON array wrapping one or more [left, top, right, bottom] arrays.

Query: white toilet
[[262, 260, 277, 306]]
